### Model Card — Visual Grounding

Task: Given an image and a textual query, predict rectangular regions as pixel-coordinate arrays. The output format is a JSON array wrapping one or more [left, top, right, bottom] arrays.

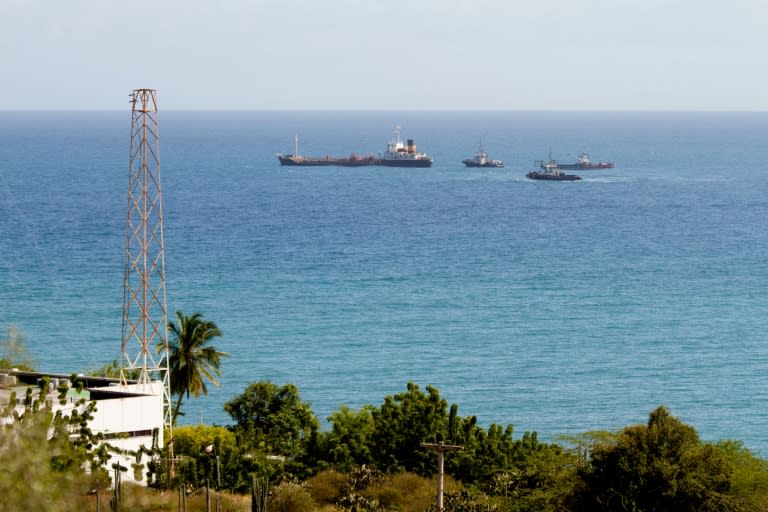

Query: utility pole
[[421, 442, 463, 512]]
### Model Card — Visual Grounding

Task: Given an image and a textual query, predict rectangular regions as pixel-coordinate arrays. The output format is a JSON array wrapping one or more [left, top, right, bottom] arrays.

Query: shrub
[[439, 489, 497, 512], [306, 469, 348, 505], [269, 482, 316, 512], [361, 472, 441, 512]]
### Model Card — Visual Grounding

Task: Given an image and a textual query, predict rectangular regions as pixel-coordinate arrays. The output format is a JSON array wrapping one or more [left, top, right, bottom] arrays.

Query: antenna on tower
[[121, 88, 172, 429]]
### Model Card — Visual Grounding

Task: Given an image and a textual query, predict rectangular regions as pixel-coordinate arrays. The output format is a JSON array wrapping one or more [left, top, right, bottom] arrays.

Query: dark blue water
[[1, 111, 767, 454]]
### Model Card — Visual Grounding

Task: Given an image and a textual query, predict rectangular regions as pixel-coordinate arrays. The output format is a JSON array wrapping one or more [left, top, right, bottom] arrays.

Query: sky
[[1, 0, 767, 111]]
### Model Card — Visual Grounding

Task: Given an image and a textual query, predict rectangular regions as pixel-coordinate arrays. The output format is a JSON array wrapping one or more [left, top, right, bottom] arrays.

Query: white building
[[0, 368, 165, 484]]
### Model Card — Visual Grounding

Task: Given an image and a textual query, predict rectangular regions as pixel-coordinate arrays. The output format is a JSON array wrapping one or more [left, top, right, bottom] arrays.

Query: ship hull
[[278, 154, 432, 168], [463, 161, 504, 168], [277, 156, 338, 166], [527, 171, 581, 181], [556, 162, 614, 170], [378, 159, 433, 168], [277, 155, 376, 167]]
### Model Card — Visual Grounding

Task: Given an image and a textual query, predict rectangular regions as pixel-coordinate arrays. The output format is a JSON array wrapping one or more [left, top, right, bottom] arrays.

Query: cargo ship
[[527, 160, 581, 181], [277, 130, 432, 167], [276, 135, 377, 167], [462, 143, 503, 168], [378, 126, 433, 167], [545, 151, 614, 170]]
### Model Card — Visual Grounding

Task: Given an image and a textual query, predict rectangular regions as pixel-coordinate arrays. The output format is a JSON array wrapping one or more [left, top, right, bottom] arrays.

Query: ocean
[[1, 110, 767, 455]]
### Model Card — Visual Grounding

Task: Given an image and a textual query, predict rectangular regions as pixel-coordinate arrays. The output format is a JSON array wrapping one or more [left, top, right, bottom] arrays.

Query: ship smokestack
[[407, 139, 415, 154]]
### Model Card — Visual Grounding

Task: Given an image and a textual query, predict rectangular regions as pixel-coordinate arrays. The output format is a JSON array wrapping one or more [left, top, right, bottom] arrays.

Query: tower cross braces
[[120, 88, 172, 430]]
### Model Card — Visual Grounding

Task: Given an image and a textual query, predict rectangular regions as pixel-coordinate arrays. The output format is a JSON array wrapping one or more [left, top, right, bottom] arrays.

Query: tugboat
[[527, 160, 581, 181], [462, 143, 504, 168], [549, 151, 614, 170], [378, 126, 433, 167]]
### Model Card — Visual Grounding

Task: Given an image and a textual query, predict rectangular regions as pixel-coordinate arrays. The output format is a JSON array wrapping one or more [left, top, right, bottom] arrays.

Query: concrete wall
[[89, 382, 165, 485]]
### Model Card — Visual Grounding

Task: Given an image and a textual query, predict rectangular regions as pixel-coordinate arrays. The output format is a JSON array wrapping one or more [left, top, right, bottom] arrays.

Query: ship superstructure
[[544, 151, 614, 170], [462, 143, 504, 168], [527, 160, 581, 181], [378, 126, 433, 167]]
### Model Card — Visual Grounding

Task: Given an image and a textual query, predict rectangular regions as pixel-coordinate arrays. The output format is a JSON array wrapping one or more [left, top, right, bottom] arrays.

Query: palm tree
[[162, 311, 228, 424]]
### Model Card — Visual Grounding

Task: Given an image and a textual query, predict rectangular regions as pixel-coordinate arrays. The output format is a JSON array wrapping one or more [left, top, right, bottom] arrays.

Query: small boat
[[527, 160, 581, 181], [462, 143, 503, 168], [549, 151, 614, 170]]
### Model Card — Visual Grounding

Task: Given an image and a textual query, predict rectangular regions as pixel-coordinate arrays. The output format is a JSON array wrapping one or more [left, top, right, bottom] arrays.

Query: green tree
[[578, 406, 736, 512], [320, 405, 376, 470], [715, 440, 768, 511], [162, 311, 228, 424], [169, 424, 253, 491], [225, 381, 319, 460], [370, 382, 450, 475], [321, 381, 566, 500]]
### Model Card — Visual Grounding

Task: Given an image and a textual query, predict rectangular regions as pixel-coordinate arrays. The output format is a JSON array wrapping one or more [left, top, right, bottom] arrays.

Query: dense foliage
[[574, 406, 746, 512], [225, 380, 320, 463], [6, 371, 768, 511]]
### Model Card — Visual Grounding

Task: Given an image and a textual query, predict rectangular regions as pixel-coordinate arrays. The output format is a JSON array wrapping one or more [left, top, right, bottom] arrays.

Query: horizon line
[[2, 108, 768, 114]]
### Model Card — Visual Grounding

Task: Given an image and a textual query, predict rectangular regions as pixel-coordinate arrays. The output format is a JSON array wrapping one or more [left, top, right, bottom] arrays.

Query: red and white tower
[[121, 88, 171, 429]]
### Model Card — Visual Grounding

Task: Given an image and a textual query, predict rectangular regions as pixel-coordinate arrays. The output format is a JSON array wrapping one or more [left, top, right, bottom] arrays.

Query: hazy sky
[[2, 0, 767, 110]]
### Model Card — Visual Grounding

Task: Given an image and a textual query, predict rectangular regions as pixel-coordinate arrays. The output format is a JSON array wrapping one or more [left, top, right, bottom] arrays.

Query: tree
[[370, 382, 450, 475], [714, 440, 768, 511], [578, 406, 736, 512], [225, 381, 319, 460], [162, 311, 228, 424], [167, 424, 253, 491], [321, 381, 565, 496], [320, 405, 376, 470]]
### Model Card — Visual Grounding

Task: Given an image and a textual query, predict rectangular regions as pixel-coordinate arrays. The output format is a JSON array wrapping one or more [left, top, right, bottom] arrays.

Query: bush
[[359, 472, 446, 512], [439, 489, 497, 512], [306, 469, 348, 505], [269, 482, 316, 512]]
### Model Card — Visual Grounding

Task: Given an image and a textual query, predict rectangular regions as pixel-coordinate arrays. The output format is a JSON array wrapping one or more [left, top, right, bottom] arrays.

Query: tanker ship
[[276, 135, 377, 167], [277, 128, 433, 168]]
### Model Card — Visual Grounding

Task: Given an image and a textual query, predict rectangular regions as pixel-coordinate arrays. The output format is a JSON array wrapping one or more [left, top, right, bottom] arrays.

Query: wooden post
[[216, 454, 221, 512], [206, 479, 211, 512], [420, 442, 463, 512]]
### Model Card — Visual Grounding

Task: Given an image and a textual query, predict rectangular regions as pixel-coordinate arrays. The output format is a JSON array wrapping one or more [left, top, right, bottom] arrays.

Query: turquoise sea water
[[1, 111, 767, 454]]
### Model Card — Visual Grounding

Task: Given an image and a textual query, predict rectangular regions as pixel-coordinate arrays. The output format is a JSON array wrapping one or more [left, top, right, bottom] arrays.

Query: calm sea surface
[[1, 111, 767, 454]]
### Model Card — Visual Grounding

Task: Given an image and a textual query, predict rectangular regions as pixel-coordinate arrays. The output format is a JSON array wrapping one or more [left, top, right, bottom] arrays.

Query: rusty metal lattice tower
[[121, 88, 171, 428]]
